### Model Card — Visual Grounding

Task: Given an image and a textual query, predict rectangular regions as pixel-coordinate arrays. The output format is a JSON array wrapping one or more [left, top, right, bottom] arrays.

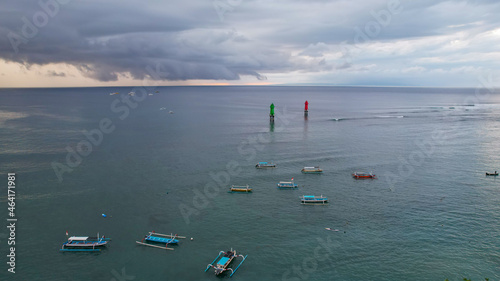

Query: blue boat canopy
[[218, 257, 230, 266]]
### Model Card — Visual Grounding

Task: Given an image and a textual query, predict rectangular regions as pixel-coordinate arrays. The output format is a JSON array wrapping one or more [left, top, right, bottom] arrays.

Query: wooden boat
[[301, 195, 328, 204], [486, 171, 498, 176], [60, 235, 111, 252], [277, 178, 298, 188], [255, 161, 276, 168], [135, 232, 185, 251], [229, 185, 252, 192], [205, 249, 247, 276], [301, 166, 323, 174], [352, 172, 376, 179]]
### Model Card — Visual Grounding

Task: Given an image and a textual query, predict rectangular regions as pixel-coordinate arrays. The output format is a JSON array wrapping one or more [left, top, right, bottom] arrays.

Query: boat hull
[[230, 188, 253, 192], [277, 184, 298, 188], [255, 162, 276, 168], [352, 173, 376, 179], [301, 200, 328, 204], [145, 235, 179, 244], [301, 195, 328, 204]]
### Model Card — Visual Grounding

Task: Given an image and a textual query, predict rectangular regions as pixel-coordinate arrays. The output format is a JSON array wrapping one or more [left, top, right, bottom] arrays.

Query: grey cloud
[[46, 70, 65, 77], [0, 0, 499, 84]]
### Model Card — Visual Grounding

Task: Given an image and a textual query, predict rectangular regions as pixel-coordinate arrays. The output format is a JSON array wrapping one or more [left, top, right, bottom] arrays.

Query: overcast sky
[[1, 0, 500, 87]]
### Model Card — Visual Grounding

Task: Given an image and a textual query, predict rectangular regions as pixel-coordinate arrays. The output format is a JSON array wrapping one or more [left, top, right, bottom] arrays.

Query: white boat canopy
[[68, 236, 89, 241]]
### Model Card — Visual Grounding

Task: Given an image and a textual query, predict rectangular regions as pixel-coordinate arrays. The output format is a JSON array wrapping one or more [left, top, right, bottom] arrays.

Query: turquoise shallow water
[[0, 86, 499, 281]]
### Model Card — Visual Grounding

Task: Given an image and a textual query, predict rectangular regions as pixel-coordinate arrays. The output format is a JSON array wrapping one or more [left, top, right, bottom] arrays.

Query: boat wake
[[331, 115, 405, 121]]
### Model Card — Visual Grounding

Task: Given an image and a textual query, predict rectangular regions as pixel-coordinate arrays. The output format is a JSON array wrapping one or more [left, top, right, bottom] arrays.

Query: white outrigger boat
[[205, 249, 247, 277], [301, 195, 328, 204], [277, 178, 298, 188], [60, 235, 111, 252], [301, 166, 323, 174], [229, 185, 253, 193]]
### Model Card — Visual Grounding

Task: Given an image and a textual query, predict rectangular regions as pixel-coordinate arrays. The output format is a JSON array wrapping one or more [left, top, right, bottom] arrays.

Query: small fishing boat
[[277, 178, 298, 188], [352, 172, 376, 179], [109, 92, 119, 95], [486, 171, 498, 176], [229, 185, 252, 192], [255, 161, 276, 168], [205, 249, 247, 277], [301, 195, 328, 204], [301, 166, 323, 174], [135, 231, 186, 251], [60, 235, 111, 252]]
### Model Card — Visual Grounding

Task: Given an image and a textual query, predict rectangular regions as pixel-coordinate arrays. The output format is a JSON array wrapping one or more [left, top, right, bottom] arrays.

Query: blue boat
[[136, 232, 185, 251], [301, 195, 328, 204], [145, 234, 179, 244], [277, 178, 298, 188], [205, 249, 248, 276], [255, 161, 276, 168], [60, 235, 111, 252]]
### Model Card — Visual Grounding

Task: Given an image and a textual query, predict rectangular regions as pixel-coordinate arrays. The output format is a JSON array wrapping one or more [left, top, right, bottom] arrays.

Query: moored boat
[[135, 231, 186, 251], [301, 166, 323, 174], [301, 195, 328, 204], [60, 235, 110, 252], [205, 249, 247, 277], [255, 162, 276, 168], [229, 185, 252, 192], [352, 172, 376, 179], [277, 178, 298, 188]]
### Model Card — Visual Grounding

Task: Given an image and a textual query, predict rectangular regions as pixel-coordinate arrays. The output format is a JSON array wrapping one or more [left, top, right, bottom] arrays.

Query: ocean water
[[0, 86, 499, 281]]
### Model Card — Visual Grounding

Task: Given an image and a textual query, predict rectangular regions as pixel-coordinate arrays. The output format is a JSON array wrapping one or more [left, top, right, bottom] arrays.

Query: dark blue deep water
[[0, 86, 499, 281]]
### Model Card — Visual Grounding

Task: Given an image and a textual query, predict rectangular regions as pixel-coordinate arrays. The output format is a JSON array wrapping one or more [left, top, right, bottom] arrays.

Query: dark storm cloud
[[46, 70, 65, 77], [0, 0, 499, 82]]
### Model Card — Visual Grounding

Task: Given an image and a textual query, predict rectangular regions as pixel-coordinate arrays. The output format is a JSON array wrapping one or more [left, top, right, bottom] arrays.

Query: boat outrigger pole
[[230, 254, 248, 277], [205, 251, 224, 272]]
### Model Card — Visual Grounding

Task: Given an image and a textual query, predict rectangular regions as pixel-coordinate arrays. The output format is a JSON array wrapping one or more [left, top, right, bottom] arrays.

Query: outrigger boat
[[60, 234, 111, 252], [486, 171, 498, 176], [255, 161, 276, 168], [135, 231, 186, 251], [229, 185, 252, 193], [301, 195, 328, 204], [205, 249, 248, 277], [352, 172, 376, 179], [301, 166, 323, 174], [277, 178, 298, 188]]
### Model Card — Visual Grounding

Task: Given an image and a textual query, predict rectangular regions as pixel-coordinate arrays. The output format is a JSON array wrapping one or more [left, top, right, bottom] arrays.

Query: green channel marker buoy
[[270, 103, 275, 122]]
